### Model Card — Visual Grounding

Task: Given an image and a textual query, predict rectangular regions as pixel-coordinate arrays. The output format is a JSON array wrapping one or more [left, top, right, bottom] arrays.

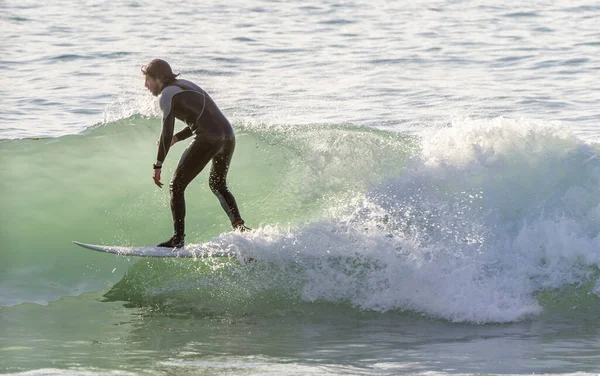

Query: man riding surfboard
[[142, 59, 249, 248]]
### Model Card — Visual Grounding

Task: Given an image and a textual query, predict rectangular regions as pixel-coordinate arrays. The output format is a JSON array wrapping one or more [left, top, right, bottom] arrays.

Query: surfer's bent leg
[[208, 137, 247, 230], [158, 137, 220, 247]]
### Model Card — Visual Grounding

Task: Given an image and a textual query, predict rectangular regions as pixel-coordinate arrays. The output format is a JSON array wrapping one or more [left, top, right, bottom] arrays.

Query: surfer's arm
[[155, 87, 182, 166], [174, 127, 193, 142], [155, 112, 175, 166]]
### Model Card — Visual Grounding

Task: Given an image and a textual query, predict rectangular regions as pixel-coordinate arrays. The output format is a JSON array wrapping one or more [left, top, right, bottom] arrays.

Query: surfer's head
[[142, 59, 179, 96]]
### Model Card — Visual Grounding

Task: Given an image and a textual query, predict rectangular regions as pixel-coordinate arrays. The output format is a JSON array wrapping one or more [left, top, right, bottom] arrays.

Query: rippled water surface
[[1, 0, 599, 139]]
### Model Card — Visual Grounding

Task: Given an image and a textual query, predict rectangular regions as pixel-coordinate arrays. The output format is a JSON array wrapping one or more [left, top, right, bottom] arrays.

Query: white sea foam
[[200, 117, 600, 323]]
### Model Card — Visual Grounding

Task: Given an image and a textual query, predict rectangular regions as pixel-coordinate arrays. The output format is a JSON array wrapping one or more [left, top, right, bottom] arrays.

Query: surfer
[[142, 59, 249, 248]]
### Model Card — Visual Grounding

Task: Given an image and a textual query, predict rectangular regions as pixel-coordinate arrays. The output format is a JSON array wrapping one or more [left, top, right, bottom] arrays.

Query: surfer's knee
[[208, 176, 227, 194], [170, 179, 187, 195]]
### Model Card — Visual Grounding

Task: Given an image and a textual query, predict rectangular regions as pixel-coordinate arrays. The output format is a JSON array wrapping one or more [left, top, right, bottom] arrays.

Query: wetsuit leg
[[169, 137, 222, 238], [208, 138, 244, 225]]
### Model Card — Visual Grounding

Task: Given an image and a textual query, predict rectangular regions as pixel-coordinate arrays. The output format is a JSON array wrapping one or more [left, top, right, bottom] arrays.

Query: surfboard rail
[[72, 240, 234, 258]]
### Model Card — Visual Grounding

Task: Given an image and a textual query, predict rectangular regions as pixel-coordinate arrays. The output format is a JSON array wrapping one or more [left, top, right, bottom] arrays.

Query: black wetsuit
[[156, 79, 243, 240]]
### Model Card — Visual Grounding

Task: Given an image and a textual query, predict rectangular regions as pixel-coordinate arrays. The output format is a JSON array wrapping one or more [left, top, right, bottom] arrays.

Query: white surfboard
[[72, 241, 234, 259]]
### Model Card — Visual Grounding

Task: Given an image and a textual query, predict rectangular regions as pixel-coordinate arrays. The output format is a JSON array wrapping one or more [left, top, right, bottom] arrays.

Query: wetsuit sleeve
[[155, 86, 182, 165], [156, 111, 175, 165], [175, 127, 193, 141]]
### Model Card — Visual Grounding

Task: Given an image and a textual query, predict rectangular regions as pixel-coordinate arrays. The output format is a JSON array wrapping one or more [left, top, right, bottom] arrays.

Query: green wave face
[[0, 117, 416, 308]]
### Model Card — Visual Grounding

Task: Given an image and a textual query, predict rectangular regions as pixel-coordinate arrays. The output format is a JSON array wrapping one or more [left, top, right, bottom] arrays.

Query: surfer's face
[[144, 75, 163, 96]]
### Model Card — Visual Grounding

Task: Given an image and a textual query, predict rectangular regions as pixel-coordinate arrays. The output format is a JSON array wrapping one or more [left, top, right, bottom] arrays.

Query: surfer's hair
[[141, 59, 180, 82]]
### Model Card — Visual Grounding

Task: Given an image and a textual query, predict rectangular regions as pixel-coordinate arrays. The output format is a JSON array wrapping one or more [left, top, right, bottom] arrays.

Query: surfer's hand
[[153, 168, 163, 188]]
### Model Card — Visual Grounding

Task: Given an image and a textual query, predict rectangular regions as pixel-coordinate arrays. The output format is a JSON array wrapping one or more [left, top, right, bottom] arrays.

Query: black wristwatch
[[153, 163, 162, 169]]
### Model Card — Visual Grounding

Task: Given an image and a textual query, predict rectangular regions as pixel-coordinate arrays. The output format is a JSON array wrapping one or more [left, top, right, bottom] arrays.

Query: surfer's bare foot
[[157, 235, 185, 248], [232, 220, 251, 232]]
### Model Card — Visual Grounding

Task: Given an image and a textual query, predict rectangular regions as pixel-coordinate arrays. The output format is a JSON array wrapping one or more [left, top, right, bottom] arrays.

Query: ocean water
[[1, 0, 600, 375]]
